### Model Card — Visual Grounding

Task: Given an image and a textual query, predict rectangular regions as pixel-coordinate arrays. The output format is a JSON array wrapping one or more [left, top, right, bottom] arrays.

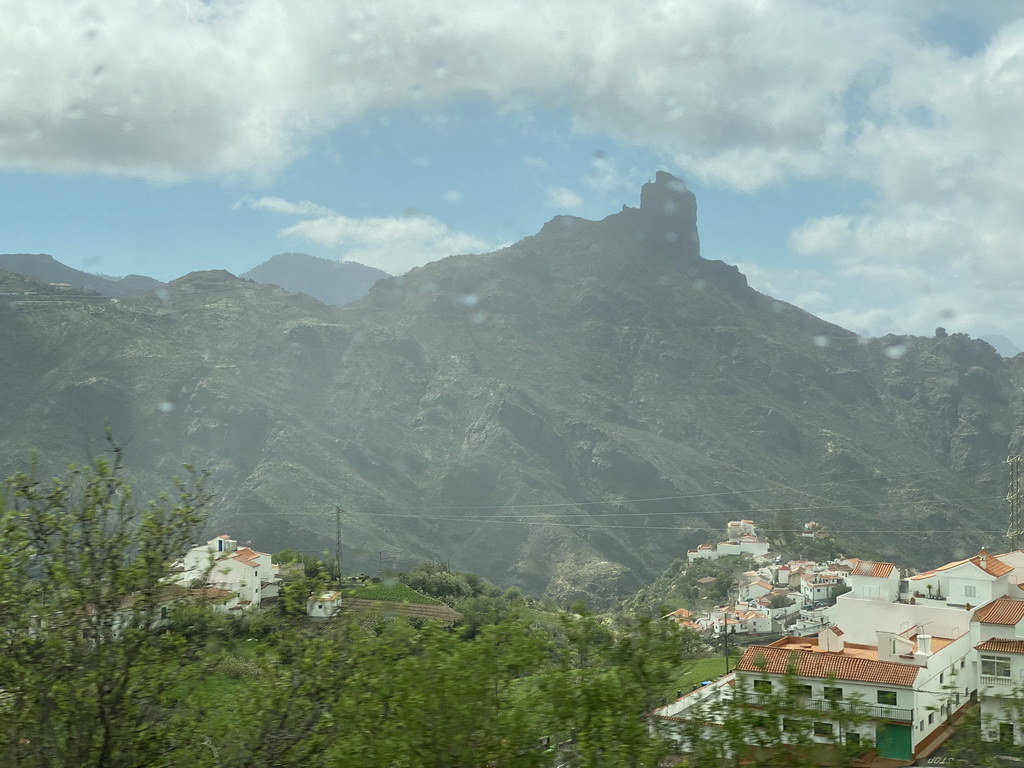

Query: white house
[[906, 549, 1012, 607], [307, 591, 344, 618], [800, 571, 841, 604], [738, 579, 774, 602], [688, 520, 770, 562], [847, 560, 900, 602], [176, 535, 279, 610], [733, 625, 972, 762], [969, 597, 1024, 746]]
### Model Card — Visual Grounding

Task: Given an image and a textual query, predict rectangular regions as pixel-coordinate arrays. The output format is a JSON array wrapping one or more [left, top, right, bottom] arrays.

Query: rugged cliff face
[[1, 175, 1020, 602]]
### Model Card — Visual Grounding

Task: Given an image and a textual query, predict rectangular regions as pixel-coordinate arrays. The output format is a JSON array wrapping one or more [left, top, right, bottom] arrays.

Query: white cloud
[[787, 216, 853, 258], [0, 0, 911, 185], [771, 19, 1024, 340], [546, 187, 584, 210], [251, 196, 493, 274], [250, 197, 334, 217]]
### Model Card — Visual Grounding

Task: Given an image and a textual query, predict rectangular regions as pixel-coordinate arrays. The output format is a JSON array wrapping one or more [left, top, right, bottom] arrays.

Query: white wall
[[832, 593, 973, 646]]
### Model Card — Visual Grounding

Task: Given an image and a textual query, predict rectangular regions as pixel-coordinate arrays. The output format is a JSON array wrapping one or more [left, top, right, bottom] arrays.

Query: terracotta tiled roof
[[851, 561, 895, 579], [230, 547, 263, 567], [970, 550, 1013, 577], [736, 644, 920, 687], [924, 549, 1012, 578], [972, 598, 1024, 626], [664, 607, 693, 619], [975, 638, 1024, 654]]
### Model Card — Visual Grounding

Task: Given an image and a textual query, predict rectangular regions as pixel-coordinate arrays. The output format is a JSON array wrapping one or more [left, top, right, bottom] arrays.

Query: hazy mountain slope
[[0, 253, 162, 297], [1, 175, 1019, 601], [241, 252, 388, 306]]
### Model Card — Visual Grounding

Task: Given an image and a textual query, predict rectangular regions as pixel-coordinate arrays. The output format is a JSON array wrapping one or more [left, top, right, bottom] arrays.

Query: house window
[[939, 672, 944, 684], [845, 732, 860, 746], [783, 718, 799, 732], [813, 722, 833, 737], [928, 712, 934, 725], [160, 606, 168, 620], [824, 686, 843, 701], [877, 690, 897, 706], [753, 679, 772, 694], [981, 654, 1011, 678], [964, 585, 977, 598], [798, 684, 813, 698]]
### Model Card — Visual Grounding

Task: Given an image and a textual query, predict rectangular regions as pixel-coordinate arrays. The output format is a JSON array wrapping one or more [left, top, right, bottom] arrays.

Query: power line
[[217, 493, 1000, 522], [350, 461, 1006, 513]]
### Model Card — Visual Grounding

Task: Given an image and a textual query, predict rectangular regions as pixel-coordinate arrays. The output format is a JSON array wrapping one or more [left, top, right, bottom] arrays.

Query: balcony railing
[[980, 675, 1017, 690], [741, 692, 913, 722]]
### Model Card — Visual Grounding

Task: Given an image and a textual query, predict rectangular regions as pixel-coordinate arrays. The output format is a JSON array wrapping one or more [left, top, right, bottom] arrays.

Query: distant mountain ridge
[[1, 173, 1021, 603], [0, 252, 389, 309], [0, 253, 162, 298], [241, 252, 388, 307]]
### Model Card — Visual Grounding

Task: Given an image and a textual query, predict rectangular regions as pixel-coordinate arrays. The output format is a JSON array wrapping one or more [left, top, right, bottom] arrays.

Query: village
[[154, 524, 1024, 766], [653, 518, 1024, 764]]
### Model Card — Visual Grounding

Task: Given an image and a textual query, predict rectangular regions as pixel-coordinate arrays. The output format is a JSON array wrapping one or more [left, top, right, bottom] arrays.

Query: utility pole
[[1008, 456, 1022, 551], [335, 505, 343, 588]]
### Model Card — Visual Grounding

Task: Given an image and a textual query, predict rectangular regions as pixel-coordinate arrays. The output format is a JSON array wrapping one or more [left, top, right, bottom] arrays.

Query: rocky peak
[[638, 171, 700, 260]]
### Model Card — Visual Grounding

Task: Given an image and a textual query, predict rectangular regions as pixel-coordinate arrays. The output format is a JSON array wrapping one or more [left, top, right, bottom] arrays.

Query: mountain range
[[2, 172, 1021, 602]]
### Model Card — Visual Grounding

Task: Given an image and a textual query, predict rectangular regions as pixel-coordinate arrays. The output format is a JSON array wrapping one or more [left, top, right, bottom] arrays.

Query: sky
[[3, 1, 1024, 345]]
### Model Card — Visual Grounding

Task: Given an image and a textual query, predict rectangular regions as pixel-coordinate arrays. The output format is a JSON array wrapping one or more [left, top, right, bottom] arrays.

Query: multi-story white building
[[176, 535, 279, 610], [970, 597, 1024, 745], [732, 623, 971, 762]]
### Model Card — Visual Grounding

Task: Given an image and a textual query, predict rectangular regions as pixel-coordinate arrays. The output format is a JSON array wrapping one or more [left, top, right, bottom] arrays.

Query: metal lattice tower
[[1007, 456, 1022, 551], [335, 505, 344, 587]]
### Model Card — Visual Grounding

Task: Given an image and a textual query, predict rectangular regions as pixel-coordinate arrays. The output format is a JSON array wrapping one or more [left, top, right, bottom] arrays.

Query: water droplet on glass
[[159, 401, 175, 413], [458, 294, 479, 307], [884, 343, 907, 359], [813, 335, 830, 348], [156, 288, 170, 302], [472, 312, 487, 324]]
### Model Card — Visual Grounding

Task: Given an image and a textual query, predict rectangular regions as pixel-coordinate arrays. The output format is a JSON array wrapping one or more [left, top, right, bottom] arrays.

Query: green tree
[[0, 443, 209, 767], [775, 504, 795, 547]]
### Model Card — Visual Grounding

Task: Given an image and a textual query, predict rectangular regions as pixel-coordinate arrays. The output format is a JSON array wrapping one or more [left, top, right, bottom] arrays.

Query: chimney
[[979, 549, 988, 570]]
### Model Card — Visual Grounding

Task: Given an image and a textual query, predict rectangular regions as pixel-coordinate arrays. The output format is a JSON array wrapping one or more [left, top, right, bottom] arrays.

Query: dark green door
[[876, 722, 912, 760]]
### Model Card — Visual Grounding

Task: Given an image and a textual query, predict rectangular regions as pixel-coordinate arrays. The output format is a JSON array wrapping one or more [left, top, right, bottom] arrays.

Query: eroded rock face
[[638, 171, 700, 260]]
